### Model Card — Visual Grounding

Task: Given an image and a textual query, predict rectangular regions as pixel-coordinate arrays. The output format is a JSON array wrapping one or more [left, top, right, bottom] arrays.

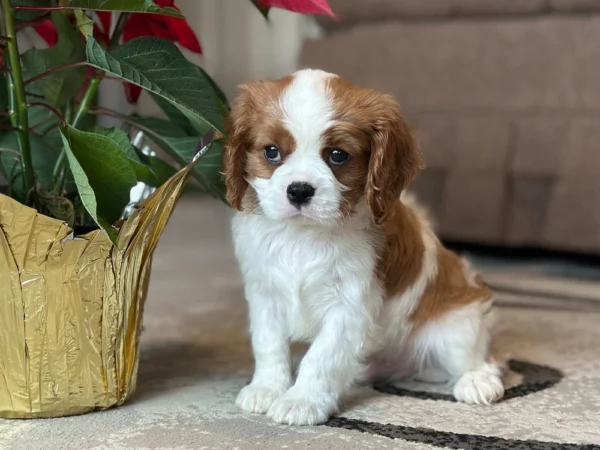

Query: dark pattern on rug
[[325, 417, 600, 450], [373, 360, 563, 402]]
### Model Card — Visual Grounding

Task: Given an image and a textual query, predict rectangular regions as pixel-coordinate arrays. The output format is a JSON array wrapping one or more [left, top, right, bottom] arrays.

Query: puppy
[[223, 69, 504, 426]]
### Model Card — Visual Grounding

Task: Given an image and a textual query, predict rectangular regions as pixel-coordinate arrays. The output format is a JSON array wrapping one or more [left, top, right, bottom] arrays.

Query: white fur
[[233, 69, 503, 426], [232, 207, 381, 425]]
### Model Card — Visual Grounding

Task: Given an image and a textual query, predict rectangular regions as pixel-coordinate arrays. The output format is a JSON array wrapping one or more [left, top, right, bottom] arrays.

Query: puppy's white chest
[[232, 214, 374, 341], [234, 216, 342, 295]]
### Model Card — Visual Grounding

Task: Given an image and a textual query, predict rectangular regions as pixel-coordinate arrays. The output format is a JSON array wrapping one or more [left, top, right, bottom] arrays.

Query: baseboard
[[443, 240, 600, 267]]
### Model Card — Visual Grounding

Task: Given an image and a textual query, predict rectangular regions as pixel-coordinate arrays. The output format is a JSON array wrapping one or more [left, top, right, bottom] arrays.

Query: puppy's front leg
[[236, 288, 292, 414], [268, 288, 378, 426]]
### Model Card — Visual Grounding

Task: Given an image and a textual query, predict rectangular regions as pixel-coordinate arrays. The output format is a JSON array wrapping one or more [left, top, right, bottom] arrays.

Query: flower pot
[[0, 160, 198, 419]]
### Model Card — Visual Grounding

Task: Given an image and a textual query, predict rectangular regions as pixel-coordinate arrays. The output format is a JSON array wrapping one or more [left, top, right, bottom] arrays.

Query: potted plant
[[0, 0, 332, 419]]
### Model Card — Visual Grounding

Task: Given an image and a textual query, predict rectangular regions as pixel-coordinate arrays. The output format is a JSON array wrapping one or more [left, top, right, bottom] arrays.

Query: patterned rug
[[1, 196, 600, 450]]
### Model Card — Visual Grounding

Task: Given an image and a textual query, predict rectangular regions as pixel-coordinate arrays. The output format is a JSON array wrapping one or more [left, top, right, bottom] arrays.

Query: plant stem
[[15, 12, 51, 30], [12, 6, 69, 11], [72, 75, 101, 129], [24, 61, 88, 86], [64, 99, 74, 123], [1, 0, 34, 196], [27, 102, 67, 125], [109, 13, 130, 48], [24, 90, 46, 99], [0, 147, 22, 157]]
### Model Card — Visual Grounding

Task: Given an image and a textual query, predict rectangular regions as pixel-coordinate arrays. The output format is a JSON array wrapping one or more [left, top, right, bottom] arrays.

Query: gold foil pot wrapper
[[0, 158, 198, 419]]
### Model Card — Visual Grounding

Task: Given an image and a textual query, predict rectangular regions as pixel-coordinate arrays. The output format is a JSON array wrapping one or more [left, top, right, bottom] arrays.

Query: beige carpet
[[1, 195, 600, 450]]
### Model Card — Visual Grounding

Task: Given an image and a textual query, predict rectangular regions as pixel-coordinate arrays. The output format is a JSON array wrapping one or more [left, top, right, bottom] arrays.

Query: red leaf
[[254, 0, 334, 16], [123, 10, 202, 54], [154, 0, 176, 6], [122, 14, 148, 42], [164, 16, 202, 53], [148, 19, 172, 41], [95, 11, 112, 43], [33, 20, 59, 47], [124, 82, 142, 104]]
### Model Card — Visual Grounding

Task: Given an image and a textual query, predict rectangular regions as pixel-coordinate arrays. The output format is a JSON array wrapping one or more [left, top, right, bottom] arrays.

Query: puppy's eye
[[328, 148, 349, 166], [264, 145, 281, 163]]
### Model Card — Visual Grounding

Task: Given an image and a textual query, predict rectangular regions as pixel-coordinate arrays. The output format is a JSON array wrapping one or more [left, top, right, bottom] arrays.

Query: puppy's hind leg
[[413, 301, 504, 405]]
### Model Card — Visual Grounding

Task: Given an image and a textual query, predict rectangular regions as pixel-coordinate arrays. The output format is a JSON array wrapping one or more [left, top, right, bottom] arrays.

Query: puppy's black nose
[[287, 182, 315, 208]]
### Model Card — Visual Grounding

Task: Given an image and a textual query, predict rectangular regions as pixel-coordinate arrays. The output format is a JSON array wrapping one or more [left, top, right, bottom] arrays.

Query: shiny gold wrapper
[[0, 159, 197, 419]]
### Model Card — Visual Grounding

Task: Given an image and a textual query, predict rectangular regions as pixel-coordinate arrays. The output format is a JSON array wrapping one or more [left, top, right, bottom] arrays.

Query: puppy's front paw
[[236, 383, 287, 414], [267, 389, 338, 426], [453, 369, 504, 405]]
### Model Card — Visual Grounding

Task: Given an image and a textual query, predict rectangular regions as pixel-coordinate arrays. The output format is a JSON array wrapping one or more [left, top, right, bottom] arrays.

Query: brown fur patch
[[409, 246, 493, 330], [320, 123, 371, 218], [223, 76, 294, 210], [325, 76, 425, 223], [246, 119, 296, 180], [376, 201, 425, 301], [376, 199, 493, 330]]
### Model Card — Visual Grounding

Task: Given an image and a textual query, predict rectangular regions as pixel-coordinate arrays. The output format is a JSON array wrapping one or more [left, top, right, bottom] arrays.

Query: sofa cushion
[[550, 0, 600, 13], [321, 0, 600, 28], [301, 17, 600, 113]]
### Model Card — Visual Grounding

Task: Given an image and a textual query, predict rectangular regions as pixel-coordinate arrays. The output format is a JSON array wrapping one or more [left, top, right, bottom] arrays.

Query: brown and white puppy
[[224, 69, 504, 426]]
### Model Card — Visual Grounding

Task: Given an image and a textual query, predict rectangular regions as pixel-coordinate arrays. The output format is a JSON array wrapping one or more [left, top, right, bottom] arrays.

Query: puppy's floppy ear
[[366, 94, 424, 224], [223, 84, 255, 210]]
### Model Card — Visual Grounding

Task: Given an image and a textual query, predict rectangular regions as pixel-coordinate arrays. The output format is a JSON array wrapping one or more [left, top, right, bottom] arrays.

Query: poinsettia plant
[[0, 0, 333, 244]]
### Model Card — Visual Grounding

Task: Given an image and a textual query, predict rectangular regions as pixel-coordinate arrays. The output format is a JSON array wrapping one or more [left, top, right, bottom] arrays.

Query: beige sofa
[[300, 0, 600, 254]]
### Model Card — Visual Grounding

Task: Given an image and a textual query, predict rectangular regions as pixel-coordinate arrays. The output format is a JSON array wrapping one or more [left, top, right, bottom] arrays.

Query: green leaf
[[0, 140, 22, 198], [251, 0, 271, 19], [185, 139, 226, 200], [129, 115, 188, 137], [13, 0, 53, 22], [22, 12, 86, 107], [86, 37, 225, 134], [0, 73, 7, 116], [74, 10, 94, 39], [150, 64, 228, 118], [202, 71, 229, 107], [20, 68, 61, 132], [0, 132, 60, 203], [59, 125, 137, 244], [28, 106, 59, 131], [120, 115, 225, 198], [36, 188, 76, 227], [92, 126, 158, 185], [134, 149, 177, 186], [155, 135, 225, 199], [149, 93, 198, 136], [62, 0, 183, 17], [148, 155, 178, 185]]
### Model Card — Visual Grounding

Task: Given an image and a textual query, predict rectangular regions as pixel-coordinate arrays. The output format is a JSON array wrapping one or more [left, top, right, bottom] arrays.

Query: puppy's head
[[223, 69, 424, 225]]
